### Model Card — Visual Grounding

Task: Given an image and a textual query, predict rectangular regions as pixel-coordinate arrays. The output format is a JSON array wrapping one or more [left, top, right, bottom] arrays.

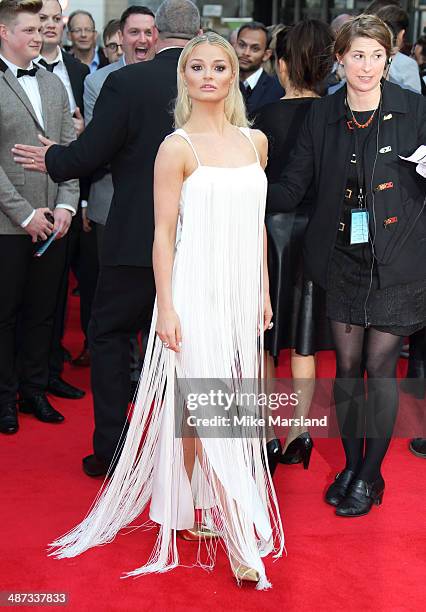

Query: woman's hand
[[156, 308, 182, 352], [263, 292, 273, 332]]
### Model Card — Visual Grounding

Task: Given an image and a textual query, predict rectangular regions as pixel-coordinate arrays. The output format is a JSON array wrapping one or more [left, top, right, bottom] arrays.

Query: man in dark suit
[[13, 0, 201, 474], [66, 10, 108, 74], [236, 22, 284, 116], [0, 0, 78, 435], [36, 0, 91, 400]]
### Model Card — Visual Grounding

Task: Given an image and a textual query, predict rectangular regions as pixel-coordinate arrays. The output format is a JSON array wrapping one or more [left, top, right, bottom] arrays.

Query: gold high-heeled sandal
[[177, 523, 218, 541], [231, 560, 260, 583]]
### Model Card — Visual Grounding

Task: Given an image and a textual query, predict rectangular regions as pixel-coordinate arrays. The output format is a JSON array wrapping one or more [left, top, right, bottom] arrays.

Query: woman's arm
[[266, 111, 315, 214], [153, 136, 188, 352], [263, 225, 273, 331], [250, 130, 273, 330]]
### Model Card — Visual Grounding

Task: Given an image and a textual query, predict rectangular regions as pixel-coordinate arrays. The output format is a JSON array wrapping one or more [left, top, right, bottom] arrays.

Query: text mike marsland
[[186, 415, 328, 428]]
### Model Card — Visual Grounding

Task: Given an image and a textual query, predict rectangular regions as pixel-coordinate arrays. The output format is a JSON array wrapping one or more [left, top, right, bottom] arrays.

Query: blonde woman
[[50, 33, 284, 588]]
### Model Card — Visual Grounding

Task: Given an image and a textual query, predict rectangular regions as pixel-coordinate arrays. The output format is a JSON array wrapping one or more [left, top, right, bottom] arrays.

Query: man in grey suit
[[0, 0, 78, 434]]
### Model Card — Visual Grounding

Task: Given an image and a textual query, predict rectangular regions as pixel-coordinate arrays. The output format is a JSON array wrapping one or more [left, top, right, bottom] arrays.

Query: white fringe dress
[[49, 127, 284, 589]]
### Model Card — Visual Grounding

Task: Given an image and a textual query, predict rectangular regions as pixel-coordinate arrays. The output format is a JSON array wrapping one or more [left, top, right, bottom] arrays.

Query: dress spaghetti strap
[[171, 128, 202, 167], [238, 127, 260, 164]]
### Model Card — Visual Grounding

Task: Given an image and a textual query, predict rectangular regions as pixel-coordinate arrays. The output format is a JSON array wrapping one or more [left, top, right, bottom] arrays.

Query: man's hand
[[73, 107, 85, 136], [82, 207, 92, 232], [25, 207, 54, 243], [12, 135, 57, 173], [54, 208, 72, 239]]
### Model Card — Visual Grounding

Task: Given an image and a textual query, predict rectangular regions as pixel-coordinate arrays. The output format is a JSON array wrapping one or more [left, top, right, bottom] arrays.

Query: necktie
[[16, 66, 38, 78], [243, 83, 252, 102], [38, 58, 59, 73]]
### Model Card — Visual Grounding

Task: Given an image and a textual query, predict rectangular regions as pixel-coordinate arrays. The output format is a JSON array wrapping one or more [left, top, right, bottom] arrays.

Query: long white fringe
[[49, 128, 284, 588]]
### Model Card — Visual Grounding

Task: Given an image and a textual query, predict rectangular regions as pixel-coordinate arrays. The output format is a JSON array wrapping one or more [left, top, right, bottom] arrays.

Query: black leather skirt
[[265, 211, 333, 358]]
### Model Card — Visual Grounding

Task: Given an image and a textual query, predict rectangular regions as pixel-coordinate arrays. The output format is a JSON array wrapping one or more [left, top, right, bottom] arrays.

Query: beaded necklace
[[346, 96, 380, 129]]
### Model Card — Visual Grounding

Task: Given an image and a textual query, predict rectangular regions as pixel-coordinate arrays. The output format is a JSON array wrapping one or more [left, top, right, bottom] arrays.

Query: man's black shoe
[[20, 394, 64, 423], [82, 454, 112, 477], [409, 438, 426, 458], [0, 402, 19, 434], [48, 376, 85, 400]]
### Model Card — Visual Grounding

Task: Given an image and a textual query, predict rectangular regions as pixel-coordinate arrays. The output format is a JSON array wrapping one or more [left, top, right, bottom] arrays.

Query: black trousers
[[49, 212, 99, 377], [89, 265, 156, 461], [0, 234, 67, 404]]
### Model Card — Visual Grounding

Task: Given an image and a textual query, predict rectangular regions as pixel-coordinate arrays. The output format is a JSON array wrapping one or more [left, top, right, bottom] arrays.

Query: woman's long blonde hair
[[174, 32, 249, 128]]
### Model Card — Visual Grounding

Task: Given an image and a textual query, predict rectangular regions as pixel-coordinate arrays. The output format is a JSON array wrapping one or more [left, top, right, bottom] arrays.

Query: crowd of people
[[0, 0, 425, 589]]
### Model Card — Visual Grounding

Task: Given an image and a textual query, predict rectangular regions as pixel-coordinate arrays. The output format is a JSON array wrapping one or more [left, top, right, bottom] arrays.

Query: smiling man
[[82, 5, 157, 233], [0, 0, 78, 434]]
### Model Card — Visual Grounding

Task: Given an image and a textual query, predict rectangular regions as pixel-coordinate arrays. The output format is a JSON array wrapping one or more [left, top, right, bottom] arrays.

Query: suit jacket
[[84, 55, 125, 125], [0, 59, 79, 235], [96, 47, 109, 71], [62, 51, 90, 116], [83, 56, 126, 224], [242, 70, 284, 117], [61, 52, 90, 201], [63, 46, 109, 73], [45, 48, 182, 266], [389, 52, 422, 95]]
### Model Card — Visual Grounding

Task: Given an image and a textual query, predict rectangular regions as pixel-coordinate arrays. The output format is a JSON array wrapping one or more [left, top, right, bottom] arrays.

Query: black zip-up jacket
[[267, 81, 426, 290]]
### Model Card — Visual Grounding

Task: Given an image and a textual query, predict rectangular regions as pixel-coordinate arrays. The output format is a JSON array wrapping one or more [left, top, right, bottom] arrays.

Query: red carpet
[[1, 291, 425, 611]]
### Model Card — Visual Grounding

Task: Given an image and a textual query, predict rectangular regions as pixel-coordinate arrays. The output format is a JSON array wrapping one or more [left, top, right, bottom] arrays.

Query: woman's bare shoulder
[[249, 128, 268, 148], [157, 133, 190, 158]]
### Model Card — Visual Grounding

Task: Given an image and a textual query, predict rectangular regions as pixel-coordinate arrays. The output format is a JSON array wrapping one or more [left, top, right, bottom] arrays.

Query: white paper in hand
[[399, 145, 426, 178]]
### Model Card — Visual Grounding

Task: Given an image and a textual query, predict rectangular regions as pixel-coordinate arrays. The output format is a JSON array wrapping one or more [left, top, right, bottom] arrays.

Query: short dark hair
[[0, 0, 42, 25], [275, 20, 334, 96], [376, 5, 409, 39], [119, 5, 155, 31], [237, 21, 270, 49], [334, 14, 393, 60], [103, 19, 120, 46], [68, 10, 95, 31]]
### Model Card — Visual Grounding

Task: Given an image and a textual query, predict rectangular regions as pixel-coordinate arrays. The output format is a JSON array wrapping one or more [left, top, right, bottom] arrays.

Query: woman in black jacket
[[268, 14, 426, 516]]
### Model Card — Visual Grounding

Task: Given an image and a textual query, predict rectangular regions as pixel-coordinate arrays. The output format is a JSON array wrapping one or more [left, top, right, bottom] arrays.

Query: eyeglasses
[[105, 42, 122, 52], [69, 28, 95, 35]]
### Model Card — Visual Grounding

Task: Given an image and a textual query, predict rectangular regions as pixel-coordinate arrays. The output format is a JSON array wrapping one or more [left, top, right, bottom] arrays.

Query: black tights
[[331, 321, 402, 482]]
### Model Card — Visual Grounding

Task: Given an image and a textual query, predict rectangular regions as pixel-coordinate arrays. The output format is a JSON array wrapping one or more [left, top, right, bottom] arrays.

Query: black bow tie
[[38, 58, 59, 72], [16, 65, 38, 78]]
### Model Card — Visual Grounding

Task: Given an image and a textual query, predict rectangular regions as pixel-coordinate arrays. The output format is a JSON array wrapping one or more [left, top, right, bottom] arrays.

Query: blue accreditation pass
[[350, 209, 369, 244]]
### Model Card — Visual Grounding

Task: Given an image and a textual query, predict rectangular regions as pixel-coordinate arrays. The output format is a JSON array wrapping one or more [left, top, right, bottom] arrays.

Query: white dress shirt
[[0, 53, 75, 226], [36, 48, 77, 113], [244, 67, 263, 90]]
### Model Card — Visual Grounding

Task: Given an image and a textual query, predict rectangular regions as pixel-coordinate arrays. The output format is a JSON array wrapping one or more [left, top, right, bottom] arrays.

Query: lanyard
[[352, 124, 366, 209]]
